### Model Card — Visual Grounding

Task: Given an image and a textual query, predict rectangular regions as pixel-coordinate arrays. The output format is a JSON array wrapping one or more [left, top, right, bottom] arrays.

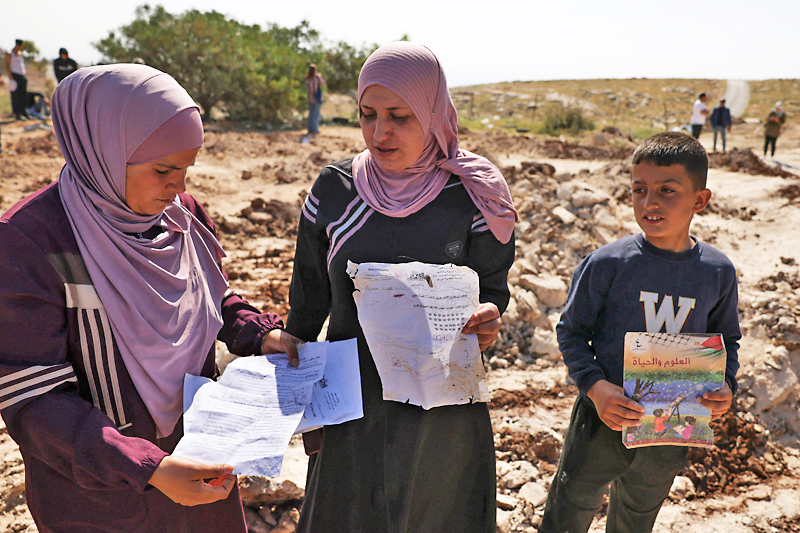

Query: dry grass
[[452, 78, 798, 141]]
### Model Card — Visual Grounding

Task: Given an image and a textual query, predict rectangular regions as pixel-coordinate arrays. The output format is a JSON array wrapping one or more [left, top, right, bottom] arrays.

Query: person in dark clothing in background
[[710, 99, 732, 152], [5, 39, 29, 120], [53, 48, 78, 83], [764, 101, 787, 157], [25, 91, 50, 120]]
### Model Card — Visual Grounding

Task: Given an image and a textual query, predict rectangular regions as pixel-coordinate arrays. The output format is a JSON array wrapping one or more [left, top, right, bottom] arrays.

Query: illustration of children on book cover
[[622, 332, 726, 449]]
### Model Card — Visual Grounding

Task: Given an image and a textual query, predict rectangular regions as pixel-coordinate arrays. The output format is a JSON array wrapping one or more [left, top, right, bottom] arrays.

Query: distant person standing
[[53, 48, 78, 83], [690, 92, 709, 139], [764, 101, 786, 157], [710, 99, 732, 152], [4, 39, 29, 121], [305, 64, 325, 135]]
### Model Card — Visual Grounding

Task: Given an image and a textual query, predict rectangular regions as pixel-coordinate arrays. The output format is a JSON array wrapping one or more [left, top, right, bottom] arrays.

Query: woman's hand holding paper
[[148, 455, 236, 506], [261, 328, 303, 367], [461, 302, 502, 351]]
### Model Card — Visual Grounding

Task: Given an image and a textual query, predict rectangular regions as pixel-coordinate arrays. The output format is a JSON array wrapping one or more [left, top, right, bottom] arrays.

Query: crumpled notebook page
[[348, 261, 490, 409]]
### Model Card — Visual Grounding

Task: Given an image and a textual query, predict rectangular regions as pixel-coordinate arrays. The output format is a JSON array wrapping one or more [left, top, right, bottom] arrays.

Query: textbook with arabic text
[[622, 332, 726, 449]]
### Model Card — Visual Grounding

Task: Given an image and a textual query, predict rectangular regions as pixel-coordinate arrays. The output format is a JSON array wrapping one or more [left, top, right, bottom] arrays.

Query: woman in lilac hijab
[[0, 64, 300, 532], [287, 42, 517, 532]]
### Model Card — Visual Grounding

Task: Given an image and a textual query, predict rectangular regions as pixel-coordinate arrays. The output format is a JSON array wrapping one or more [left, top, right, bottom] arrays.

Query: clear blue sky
[[4, 0, 797, 87]]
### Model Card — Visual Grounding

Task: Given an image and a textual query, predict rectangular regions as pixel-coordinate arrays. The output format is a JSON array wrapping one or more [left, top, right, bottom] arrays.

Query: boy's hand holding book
[[697, 382, 732, 421], [587, 380, 645, 431]]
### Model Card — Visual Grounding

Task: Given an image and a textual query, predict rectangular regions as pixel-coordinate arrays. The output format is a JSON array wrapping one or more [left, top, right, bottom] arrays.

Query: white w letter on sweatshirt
[[639, 292, 695, 333]]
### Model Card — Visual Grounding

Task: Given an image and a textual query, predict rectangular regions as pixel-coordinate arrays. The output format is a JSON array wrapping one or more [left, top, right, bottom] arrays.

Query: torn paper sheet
[[295, 338, 363, 434], [348, 260, 490, 409], [173, 342, 327, 477]]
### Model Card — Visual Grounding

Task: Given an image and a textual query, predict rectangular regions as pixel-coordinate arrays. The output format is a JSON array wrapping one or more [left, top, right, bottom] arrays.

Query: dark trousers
[[764, 135, 777, 157], [691, 124, 702, 139], [11, 73, 28, 118], [539, 396, 687, 533]]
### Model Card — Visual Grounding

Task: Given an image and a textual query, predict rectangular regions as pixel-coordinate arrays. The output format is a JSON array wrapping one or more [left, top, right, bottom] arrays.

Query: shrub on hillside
[[541, 106, 595, 136]]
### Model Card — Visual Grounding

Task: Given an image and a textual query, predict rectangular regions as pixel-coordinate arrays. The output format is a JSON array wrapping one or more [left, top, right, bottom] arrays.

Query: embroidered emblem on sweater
[[445, 241, 463, 259]]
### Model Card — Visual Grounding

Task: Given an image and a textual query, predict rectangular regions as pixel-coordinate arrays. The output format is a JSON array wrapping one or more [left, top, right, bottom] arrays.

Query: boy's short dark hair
[[698, 92, 706, 99], [653, 409, 664, 417], [632, 131, 708, 190], [15, 39, 24, 47]]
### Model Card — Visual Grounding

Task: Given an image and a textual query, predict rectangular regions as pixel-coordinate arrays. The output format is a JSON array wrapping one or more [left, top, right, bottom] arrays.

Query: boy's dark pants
[[539, 396, 687, 533]]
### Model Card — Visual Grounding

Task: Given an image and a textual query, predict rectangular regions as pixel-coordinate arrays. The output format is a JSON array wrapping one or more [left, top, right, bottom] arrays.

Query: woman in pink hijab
[[0, 64, 300, 532], [287, 42, 517, 532]]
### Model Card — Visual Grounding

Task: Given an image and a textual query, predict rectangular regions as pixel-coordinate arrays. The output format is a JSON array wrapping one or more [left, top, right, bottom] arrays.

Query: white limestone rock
[[517, 274, 568, 308], [503, 461, 538, 489], [517, 481, 549, 507]]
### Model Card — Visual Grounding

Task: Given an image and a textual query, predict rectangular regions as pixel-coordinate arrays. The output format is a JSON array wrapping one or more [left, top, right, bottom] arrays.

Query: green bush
[[541, 106, 594, 136], [94, 6, 378, 123]]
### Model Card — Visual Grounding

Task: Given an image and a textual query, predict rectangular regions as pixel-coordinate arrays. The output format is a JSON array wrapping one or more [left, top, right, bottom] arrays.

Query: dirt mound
[[684, 408, 783, 498], [10, 132, 61, 156], [491, 384, 576, 409], [537, 139, 635, 160], [213, 198, 300, 240], [460, 130, 636, 161], [778, 183, 800, 202], [709, 148, 797, 178]]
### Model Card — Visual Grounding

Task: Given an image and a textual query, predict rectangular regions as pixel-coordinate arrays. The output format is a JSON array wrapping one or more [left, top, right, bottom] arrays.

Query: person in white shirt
[[4, 39, 29, 121], [690, 92, 709, 139]]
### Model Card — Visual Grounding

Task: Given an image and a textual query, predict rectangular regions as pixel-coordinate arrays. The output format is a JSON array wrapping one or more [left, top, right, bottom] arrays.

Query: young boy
[[539, 132, 740, 533]]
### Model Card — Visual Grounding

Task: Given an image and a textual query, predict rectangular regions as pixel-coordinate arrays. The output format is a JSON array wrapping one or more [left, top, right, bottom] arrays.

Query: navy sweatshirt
[[557, 233, 740, 400]]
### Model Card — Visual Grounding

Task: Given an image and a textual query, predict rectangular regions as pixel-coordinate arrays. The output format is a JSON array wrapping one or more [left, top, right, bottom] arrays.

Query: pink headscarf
[[352, 42, 518, 244], [53, 65, 228, 437]]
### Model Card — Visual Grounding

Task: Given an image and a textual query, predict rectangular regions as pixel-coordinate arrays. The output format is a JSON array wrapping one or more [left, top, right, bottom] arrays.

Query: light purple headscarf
[[352, 42, 518, 244], [53, 65, 228, 437]]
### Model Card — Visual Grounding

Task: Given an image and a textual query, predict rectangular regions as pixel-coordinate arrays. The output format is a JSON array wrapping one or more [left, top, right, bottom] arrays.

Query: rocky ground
[[1, 118, 800, 533]]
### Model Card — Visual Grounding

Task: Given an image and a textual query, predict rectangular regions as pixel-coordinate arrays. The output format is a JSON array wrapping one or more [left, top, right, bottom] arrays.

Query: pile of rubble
[[238, 477, 304, 533], [9, 132, 61, 156], [742, 271, 800, 350], [215, 197, 300, 240], [486, 160, 633, 367], [536, 139, 635, 160], [708, 148, 797, 178], [460, 130, 637, 162]]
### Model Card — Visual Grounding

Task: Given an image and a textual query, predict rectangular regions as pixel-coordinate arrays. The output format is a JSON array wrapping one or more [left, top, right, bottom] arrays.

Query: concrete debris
[[668, 476, 696, 501]]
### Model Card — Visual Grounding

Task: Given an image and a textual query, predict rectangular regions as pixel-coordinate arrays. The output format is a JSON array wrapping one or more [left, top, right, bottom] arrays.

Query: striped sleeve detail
[[471, 213, 490, 234], [302, 190, 319, 224], [0, 363, 78, 410], [326, 197, 373, 268], [64, 281, 128, 428], [76, 307, 128, 428]]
